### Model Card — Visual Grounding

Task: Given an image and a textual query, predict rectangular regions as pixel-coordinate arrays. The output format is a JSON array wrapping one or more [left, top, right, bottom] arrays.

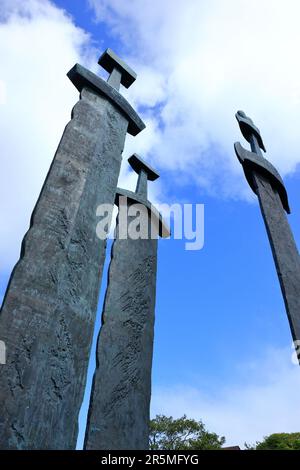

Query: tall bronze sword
[[235, 111, 300, 363], [0, 49, 145, 449], [84, 154, 169, 450]]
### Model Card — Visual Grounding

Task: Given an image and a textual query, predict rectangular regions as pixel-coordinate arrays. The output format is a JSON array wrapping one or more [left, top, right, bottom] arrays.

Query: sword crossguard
[[234, 142, 290, 213], [235, 110, 290, 213]]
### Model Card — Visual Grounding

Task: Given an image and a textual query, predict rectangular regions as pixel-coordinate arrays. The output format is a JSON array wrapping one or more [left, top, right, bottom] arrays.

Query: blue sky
[[1, 0, 300, 448]]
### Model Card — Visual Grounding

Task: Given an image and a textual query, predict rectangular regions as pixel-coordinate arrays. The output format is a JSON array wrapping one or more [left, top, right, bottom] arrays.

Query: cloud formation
[[0, 0, 95, 272], [0, 0, 161, 274], [151, 346, 300, 448], [89, 0, 300, 198]]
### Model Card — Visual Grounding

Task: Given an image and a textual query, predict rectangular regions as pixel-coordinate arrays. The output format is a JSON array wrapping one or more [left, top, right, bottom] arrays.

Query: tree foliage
[[246, 432, 300, 450], [149, 414, 225, 450]]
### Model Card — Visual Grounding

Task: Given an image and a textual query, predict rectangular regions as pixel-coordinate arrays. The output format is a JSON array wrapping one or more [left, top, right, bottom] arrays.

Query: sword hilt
[[234, 111, 291, 213], [115, 155, 170, 238], [98, 48, 137, 91], [128, 153, 159, 200]]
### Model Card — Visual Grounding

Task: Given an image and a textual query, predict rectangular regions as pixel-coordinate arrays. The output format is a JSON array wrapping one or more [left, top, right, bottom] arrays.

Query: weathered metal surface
[[255, 172, 300, 346], [84, 155, 168, 450], [67, 64, 145, 136], [0, 50, 144, 449], [235, 111, 300, 363]]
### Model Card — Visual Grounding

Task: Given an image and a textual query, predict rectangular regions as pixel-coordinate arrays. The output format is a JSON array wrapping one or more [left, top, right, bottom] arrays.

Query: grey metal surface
[[235, 111, 300, 363], [236, 110, 266, 152], [84, 155, 167, 450], [84, 229, 158, 450], [234, 142, 290, 213], [255, 173, 300, 345], [98, 48, 137, 89], [128, 154, 159, 181], [0, 51, 144, 449], [67, 64, 145, 136]]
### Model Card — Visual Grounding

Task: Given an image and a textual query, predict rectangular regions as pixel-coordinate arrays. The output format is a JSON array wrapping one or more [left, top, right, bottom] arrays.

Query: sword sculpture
[[84, 154, 169, 450], [0, 49, 145, 449], [235, 111, 300, 363]]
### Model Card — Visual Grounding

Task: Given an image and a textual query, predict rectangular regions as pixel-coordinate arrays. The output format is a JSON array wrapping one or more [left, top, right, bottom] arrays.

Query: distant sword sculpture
[[235, 110, 300, 363], [84, 154, 169, 450], [0, 49, 145, 449]]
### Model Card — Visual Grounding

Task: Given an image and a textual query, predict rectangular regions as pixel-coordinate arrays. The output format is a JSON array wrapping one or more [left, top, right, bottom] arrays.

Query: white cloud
[[0, 80, 6, 105], [151, 346, 300, 448], [89, 0, 300, 198], [0, 0, 162, 277], [0, 0, 97, 273]]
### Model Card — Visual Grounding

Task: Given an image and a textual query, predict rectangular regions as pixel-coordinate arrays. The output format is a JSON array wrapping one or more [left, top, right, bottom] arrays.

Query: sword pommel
[[115, 154, 170, 238], [98, 48, 137, 90], [236, 110, 266, 153], [128, 154, 159, 182], [128, 153, 159, 200]]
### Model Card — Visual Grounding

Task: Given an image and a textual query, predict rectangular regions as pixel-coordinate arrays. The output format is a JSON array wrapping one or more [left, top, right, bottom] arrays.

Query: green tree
[[246, 432, 300, 450], [149, 414, 225, 450]]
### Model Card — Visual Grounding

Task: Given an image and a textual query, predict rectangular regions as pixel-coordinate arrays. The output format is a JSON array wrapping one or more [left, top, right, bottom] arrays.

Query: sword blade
[[254, 171, 300, 362]]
